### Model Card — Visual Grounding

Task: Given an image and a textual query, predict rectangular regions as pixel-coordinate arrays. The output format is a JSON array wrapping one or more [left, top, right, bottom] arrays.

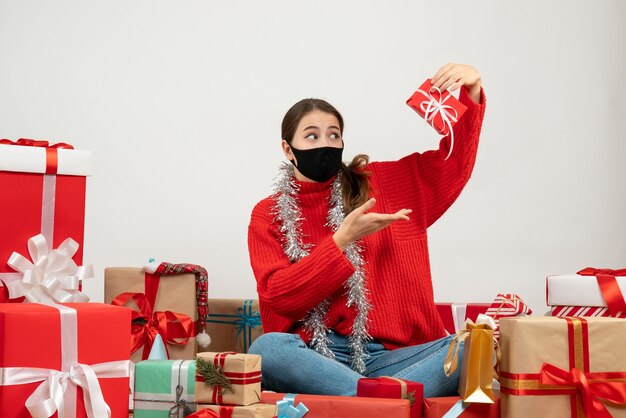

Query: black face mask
[[289, 145, 344, 183]]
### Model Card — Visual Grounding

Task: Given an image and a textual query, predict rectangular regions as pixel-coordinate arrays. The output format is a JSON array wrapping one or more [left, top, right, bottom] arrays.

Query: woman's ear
[[282, 140, 296, 164]]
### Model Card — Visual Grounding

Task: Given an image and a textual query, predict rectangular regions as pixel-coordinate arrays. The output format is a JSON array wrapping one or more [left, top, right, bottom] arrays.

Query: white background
[[2, 1, 625, 315]]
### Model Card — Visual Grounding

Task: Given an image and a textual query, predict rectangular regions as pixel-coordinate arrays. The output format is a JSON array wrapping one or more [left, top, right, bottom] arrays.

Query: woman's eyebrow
[[303, 125, 320, 131]]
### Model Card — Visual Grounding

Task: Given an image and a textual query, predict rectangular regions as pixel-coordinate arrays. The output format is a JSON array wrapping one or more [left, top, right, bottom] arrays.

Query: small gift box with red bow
[[547, 268, 626, 318], [0, 138, 91, 301], [499, 316, 626, 417], [194, 352, 262, 406], [357, 377, 423, 418], [0, 303, 131, 418]]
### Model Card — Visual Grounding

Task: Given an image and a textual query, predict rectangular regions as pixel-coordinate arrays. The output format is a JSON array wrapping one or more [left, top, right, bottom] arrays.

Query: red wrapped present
[[435, 303, 490, 335], [0, 138, 91, 295], [261, 392, 411, 418], [547, 267, 626, 317], [423, 395, 500, 418], [357, 376, 423, 418], [484, 294, 532, 338], [406, 79, 468, 159], [0, 303, 131, 418]]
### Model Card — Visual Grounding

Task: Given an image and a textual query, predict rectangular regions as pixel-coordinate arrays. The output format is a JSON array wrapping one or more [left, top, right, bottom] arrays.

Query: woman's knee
[[248, 332, 304, 356]]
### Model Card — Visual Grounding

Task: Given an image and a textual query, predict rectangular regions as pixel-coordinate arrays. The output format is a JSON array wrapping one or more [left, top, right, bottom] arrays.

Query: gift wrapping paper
[[195, 403, 277, 418], [0, 140, 91, 295], [134, 359, 196, 418], [423, 395, 500, 418], [356, 376, 423, 418], [105, 267, 198, 361], [547, 268, 626, 317], [261, 392, 411, 418], [0, 303, 131, 418], [195, 352, 261, 406], [200, 299, 264, 354], [499, 316, 626, 417], [435, 303, 491, 335], [551, 305, 626, 319]]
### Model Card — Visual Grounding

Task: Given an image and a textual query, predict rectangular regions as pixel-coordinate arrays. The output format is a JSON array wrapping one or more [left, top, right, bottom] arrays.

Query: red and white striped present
[[484, 293, 532, 338], [551, 305, 626, 318]]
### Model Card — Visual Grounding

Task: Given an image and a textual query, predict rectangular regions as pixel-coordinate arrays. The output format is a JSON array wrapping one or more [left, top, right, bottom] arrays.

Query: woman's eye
[[305, 133, 317, 140], [330, 133, 341, 140]]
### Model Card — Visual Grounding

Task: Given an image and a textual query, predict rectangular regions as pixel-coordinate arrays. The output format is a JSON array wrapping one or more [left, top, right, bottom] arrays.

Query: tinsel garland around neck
[[272, 162, 371, 373]]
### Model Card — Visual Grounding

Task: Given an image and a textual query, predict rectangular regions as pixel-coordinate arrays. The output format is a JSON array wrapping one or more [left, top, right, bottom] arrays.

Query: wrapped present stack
[[0, 139, 134, 417], [547, 267, 626, 318]]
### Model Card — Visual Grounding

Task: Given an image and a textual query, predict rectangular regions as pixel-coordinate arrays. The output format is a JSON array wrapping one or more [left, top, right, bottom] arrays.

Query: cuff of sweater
[[317, 235, 357, 285], [459, 85, 486, 108]]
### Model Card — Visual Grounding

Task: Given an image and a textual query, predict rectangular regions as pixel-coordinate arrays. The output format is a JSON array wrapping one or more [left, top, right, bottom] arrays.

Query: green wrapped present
[[134, 359, 197, 418]]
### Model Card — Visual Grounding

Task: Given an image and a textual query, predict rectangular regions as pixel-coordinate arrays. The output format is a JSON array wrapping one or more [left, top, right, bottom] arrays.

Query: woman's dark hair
[[281, 98, 370, 214]]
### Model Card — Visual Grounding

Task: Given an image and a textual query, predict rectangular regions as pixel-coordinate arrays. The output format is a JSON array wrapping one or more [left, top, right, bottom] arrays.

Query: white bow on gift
[[415, 87, 461, 161], [5, 234, 93, 304]]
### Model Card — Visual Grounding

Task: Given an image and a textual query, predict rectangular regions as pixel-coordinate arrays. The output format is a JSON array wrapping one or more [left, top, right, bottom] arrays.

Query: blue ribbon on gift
[[441, 399, 469, 418], [205, 300, 262, 353], [277, 394, 308, 418]]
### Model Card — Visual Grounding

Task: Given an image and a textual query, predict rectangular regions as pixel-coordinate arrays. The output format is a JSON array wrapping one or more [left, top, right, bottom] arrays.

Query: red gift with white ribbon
[[0, 138, 91, 296], [406, 79, 468, 160], [0, 303, 132, 418]]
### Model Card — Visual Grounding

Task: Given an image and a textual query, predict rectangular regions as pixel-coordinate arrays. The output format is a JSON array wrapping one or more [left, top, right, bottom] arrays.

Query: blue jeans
[[248, 332, 462, 398]]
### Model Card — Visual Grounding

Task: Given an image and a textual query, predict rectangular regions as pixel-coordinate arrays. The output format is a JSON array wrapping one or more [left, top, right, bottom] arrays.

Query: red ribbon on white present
[[5, 234, 93, 304], [577, 267, 626, 316]]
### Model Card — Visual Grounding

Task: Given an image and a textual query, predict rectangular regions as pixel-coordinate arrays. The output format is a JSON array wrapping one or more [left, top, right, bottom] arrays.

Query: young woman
[[247, 63, 485, 397]]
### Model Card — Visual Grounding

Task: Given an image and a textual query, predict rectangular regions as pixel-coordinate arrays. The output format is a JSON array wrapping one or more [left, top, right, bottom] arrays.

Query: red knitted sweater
[[248, 87, 486, 350]]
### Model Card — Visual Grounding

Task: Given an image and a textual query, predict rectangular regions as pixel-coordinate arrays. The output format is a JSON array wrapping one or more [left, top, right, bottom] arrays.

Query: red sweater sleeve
[[369, 86, 486, 228], [247, 200, 356, 321]]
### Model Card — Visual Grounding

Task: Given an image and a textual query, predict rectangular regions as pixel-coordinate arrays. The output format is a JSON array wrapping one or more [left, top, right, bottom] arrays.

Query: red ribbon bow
[[0, 138, 74, 149], [111, 292, 193, 359], [577, 267, 626, 316], [0, 138, 74, 174], [540, 363, 626, 418]]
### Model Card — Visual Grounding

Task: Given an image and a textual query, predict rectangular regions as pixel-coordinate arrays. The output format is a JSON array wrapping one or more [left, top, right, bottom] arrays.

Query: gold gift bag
[[445, 315, 496, 403]]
